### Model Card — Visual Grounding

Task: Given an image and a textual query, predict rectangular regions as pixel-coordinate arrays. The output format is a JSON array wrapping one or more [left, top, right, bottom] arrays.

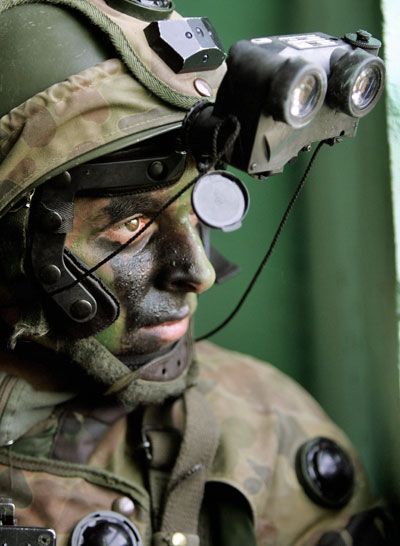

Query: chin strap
[[62, 331, 198, 410], [142, 387, 220, 546], [120, 333, 193, 384]]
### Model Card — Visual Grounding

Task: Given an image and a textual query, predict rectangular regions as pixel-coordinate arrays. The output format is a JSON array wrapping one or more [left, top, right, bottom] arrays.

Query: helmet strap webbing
[[145, 387, 219, 545], [62, 332, 199, 409]]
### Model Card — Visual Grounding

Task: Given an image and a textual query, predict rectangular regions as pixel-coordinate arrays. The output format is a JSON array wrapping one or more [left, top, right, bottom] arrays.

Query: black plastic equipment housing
[[145, 17, 226, 73], [184, 31, 384, 177]]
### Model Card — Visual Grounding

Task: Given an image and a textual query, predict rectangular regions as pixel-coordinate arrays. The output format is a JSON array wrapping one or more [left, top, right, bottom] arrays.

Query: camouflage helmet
[[0, 0, 226, 217]]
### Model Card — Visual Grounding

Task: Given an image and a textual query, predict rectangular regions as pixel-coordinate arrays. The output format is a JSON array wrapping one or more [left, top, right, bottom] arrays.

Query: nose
[[156, 217, 216, 294]]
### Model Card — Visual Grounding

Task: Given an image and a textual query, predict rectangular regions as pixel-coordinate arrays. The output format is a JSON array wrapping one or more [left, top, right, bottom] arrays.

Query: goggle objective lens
[[290, 74, 320, 119], [351, 65, 381, 111]]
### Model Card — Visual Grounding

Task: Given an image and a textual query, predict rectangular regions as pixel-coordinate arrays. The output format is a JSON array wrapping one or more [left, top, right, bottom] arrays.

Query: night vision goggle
[[149, 21, 385, 228], [184, 28, 384, 178]]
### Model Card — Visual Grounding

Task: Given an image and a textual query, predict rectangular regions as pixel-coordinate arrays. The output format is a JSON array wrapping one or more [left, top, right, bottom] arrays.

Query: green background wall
[[174, 0, 400, 505]]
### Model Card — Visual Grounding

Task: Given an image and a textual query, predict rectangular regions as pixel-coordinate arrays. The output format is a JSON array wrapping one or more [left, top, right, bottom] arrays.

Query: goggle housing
[[184, 31, 385, 177]]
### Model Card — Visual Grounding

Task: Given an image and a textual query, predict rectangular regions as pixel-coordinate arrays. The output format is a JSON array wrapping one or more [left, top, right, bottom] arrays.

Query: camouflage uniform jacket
[[0, 339, 379, 546]]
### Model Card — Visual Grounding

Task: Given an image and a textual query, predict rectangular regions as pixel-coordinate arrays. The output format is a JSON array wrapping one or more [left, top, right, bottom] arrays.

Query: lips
[[141, 315, 190, 343], [138, 303, 191, 343]]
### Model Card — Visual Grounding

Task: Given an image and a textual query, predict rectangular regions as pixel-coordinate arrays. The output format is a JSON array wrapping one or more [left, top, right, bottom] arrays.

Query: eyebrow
[[103, 193, 166, 227]]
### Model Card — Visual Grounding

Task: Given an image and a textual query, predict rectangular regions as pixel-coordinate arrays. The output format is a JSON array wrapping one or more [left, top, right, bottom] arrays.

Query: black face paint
[[66, 174, 215, 356]]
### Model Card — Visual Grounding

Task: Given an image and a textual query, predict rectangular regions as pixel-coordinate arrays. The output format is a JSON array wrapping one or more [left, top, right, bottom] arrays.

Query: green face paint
[[65, 170, 216, 357]]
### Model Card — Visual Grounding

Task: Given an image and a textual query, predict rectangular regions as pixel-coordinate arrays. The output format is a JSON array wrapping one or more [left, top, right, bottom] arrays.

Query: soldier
[[0, 0, 394, 545]]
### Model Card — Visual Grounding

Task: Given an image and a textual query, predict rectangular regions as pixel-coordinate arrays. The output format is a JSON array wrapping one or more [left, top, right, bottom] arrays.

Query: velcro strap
[[145, 428, 181, 469], [159, 388, 220, 534]]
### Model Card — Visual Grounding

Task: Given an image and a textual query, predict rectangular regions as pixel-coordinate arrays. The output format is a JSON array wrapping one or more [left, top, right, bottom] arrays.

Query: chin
[[118, 337, 175, 357]]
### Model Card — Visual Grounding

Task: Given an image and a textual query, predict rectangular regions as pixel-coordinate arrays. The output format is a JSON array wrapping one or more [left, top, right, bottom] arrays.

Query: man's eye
[[125, 217, 142, 233], [101, 215, 152, 246], [118, 215, 148, 238]]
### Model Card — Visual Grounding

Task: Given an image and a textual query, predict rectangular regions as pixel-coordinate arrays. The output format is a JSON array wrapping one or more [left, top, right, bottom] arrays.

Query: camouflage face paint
[[65, 169, 216, 357]]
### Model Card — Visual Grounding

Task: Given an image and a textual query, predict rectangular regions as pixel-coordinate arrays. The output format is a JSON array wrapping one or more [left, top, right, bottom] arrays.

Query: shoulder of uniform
[[195, 340, 329, 423], [197, 341, 371, 532]]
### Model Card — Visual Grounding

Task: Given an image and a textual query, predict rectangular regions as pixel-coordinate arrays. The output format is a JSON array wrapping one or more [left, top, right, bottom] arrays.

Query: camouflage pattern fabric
[[0, 0, 226, 217], [0, 58, 183, 217], [0, 0, 226, 109], [197, 343, 371, 546], [0, 341, 376, 546]]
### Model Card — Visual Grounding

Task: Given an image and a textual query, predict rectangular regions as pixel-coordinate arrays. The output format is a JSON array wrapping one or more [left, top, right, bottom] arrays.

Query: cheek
[[67, 226, 158, 314], [106, 248, 155, 307], [66, 232, 104, 270], [95, 307, 128, 353]]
